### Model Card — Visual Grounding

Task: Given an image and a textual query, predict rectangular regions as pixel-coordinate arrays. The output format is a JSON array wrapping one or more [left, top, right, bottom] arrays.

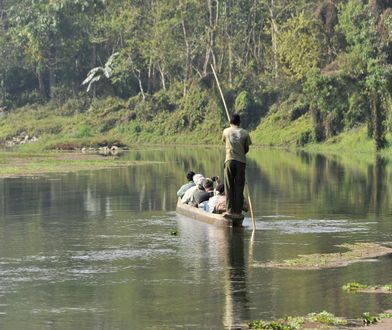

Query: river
[[0, 147, 391, 329]]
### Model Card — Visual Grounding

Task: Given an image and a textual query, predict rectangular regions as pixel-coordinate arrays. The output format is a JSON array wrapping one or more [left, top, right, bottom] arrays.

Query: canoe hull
[[176, 199, 244, 227]]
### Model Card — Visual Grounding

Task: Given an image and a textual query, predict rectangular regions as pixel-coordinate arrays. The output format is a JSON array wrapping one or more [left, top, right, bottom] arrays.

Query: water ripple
[[257, 218, 373, 234]]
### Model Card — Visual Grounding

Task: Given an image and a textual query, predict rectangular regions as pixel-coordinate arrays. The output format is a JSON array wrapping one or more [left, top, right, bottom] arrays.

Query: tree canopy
[[0, 0, 391, 149]]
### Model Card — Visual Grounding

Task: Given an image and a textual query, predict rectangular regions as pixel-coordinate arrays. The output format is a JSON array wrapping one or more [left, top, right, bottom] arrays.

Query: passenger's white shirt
[[181, 186, 198, 204]]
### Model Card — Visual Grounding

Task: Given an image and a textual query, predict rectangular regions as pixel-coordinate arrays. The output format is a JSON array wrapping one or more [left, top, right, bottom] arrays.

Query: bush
[[290, 98, 309, 121], [74, 124, 93, 138], [99, 118, 118, 133], [325, 111, 343, 138], [297, 129, 313, 146]]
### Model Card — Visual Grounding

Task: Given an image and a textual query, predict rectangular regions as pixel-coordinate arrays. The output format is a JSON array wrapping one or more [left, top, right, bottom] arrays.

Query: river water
[[0, 147, 392, 329]]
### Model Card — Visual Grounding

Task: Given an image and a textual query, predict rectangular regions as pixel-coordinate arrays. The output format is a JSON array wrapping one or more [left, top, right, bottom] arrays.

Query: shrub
[[75, 124, 93, 138], [297, 129, 313, 146]]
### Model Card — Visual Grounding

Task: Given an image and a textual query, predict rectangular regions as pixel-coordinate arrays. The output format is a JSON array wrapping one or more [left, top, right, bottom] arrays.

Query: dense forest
[[0, 0, 391, 150]]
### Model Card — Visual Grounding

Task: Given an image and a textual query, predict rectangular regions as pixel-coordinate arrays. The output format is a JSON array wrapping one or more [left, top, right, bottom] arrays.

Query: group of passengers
[[177, 170, 246, 215]]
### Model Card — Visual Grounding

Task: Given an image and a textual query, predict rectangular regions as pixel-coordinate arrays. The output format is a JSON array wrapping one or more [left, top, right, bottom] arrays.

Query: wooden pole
[[210, 64, 230, 122], [210, 64, 256, 232]]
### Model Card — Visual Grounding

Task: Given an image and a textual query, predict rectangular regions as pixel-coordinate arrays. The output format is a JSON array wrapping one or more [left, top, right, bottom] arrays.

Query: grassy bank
[[0, 93, 390, 156]]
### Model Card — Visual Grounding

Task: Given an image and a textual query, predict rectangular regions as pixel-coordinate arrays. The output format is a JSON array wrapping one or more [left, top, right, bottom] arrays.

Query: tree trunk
[[158, 63, 166, 91], [371, 92, 386, 151], [270, 0, 279, 80], [92, 43, 97, 98], [147, 58, 153, 94], [181, 18, 190, 95], [48, 65, 56, 99], [203, 0, 218, 75], [228, 39, 232, 87], [311, 107, 325, 142], [135, 68, 145, 101], [37, 69, 47, 101]]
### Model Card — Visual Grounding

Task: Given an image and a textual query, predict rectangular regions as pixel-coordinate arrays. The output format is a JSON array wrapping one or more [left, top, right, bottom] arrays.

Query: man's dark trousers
[[224, 159, 246, 214]]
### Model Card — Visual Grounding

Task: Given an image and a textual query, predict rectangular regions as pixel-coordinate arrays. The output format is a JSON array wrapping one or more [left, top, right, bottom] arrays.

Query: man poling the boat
[[221, 113, 252, 220], [211, 64, 256, 226]]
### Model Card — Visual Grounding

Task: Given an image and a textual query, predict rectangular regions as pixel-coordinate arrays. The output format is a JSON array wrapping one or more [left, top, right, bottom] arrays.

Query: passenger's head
[[216, 183, 224, 195], [203, 179, 214, 190], [193, 173, 204, 185], [230, 113, 241, 126], [186, 171, 195, 181]]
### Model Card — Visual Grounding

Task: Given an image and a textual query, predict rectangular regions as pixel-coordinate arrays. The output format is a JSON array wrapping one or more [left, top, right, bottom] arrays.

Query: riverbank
[[1, 98, 391, 157]]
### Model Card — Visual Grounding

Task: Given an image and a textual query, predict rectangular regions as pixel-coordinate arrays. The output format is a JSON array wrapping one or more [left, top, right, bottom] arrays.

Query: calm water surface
[[1, 147, 392, 329]]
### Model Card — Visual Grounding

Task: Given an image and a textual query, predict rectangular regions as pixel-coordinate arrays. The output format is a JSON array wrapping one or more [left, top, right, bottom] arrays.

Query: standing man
[[222, 113, 252, 219]]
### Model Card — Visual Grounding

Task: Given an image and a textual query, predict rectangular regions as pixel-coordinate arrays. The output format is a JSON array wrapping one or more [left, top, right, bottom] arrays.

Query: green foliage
[[307, 311, 347, 325], [0, 0, 392, 151], [248, 317, 304, 330], [74, 124, 94, 138], [383, 284, 392, 291], [249, 312, 347, 330], [379, 312, 392, 319], [234, 91, 255, 128], [277, 12, 326, 80], [362, 312, 379, 325], [337, 1, 374, 50], [342, 282, 369, 292], [82, 53, 118, 93], [297, 129, 313, 147]]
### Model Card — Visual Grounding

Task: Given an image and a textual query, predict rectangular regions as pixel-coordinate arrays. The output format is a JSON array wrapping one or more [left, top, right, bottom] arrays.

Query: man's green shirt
[[222, 125, 252, 164]]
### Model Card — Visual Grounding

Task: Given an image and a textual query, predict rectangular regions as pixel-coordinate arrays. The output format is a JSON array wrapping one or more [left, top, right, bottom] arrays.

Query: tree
[[337, 0, 391, 150], [277, 12, 326, 81]]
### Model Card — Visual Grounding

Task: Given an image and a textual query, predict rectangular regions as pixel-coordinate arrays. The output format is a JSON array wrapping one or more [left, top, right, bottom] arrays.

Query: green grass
[[1, 96, 392, 157], [249, 311, 392, 329], [251, 110, 312, 147], [343, 281, 392, 293], [248, 311, 346, 329], [254, 243, 392, 270]]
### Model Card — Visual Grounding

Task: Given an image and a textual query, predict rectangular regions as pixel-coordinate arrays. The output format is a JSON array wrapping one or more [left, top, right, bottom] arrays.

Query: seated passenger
[[208, 183, 224, 213], [177, 171, 196, 198], [212, 185, 249, 214], [192, 179, 214, 207], [181, 174, 204, 204]]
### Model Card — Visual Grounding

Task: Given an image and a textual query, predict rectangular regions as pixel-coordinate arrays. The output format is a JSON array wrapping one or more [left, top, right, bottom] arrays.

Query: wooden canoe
[[176, 198, 244, 227]]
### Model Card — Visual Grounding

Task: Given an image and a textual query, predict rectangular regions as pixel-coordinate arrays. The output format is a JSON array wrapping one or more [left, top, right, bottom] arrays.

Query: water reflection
[[1, 147, 392, 329], [1, 148, 392, 221], [223, 228, 250, 329], [176, 215, 250, 329]]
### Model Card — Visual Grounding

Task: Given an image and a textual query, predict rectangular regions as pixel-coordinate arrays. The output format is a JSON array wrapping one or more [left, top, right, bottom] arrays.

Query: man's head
[[203, 179, 214, 191], [230, 113, 241, 126], [216, 183, 224, 195], [186, 171, 195, 181], [193, 174, 204, 185]]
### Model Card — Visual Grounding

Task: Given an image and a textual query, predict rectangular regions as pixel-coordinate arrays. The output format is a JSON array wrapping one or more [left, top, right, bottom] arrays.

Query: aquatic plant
[[255, 243, 392, 270], [379, 312, 392, 319], [248, 318, 302, 330], [382, 284, 392, 291], [362, 312, 378, 325], [343, 281, 392, 293], [307, 311, 347, 325], [249, 311, 392, 329], [342, 281, 369, 292]]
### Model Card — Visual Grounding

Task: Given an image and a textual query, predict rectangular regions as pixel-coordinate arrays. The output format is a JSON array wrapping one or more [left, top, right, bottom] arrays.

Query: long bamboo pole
[[210, 64, 256, 232], [211, 65, 230, 122]]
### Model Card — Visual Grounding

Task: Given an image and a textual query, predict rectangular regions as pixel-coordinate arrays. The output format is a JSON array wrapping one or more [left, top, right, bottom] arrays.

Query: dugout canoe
[[176, 198, 244, 227]]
